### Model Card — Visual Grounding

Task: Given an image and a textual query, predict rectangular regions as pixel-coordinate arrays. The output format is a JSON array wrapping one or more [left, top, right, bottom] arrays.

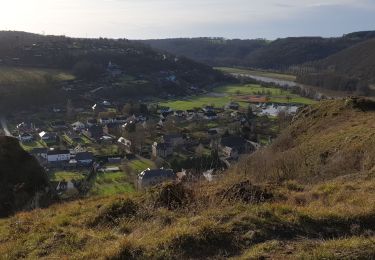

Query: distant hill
[[0, 31, 223, 83], [317, 38, 375, 82], [142, 31, 375, 69], [296, 38, 375, 95], [0, 136, 55, 217], [142, 37, 268, 66]]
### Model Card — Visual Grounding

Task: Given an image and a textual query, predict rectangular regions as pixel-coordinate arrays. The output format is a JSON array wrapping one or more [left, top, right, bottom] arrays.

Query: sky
[[0, 0, 375, 39]]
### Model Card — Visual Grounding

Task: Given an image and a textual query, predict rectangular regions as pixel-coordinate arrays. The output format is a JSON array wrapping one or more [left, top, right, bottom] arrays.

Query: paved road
[[0, 116, 12, 136]]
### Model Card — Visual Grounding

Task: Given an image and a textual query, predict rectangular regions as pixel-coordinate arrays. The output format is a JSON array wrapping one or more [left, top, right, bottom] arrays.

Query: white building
[[47, 150, 70, 163]]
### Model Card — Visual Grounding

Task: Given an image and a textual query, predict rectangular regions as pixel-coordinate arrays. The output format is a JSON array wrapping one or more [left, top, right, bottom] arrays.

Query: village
[[3, 61, 315, 199]]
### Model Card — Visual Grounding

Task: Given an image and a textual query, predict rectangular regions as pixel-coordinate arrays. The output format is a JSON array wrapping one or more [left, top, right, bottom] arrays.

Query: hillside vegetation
[[0, 137, 55, 218], [143, 31, 375, 69], [1, 98, 375, 259]]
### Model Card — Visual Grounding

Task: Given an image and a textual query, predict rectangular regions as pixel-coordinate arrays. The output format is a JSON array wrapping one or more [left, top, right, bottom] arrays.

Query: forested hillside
[[143, 31, 375, 69]]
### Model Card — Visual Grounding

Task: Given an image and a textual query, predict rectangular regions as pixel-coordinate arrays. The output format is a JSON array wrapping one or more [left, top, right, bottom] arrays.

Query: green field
[[50, 171, 86, 182], [159, 84, 315, 110], [216, 67, 296, 81], [21, 140, 46, 152], [89, 171, 134, 196], [128, 158, 156, 173]]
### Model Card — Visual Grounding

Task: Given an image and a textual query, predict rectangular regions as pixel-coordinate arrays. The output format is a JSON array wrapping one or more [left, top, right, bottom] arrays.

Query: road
[[0, 116, 12, 136]]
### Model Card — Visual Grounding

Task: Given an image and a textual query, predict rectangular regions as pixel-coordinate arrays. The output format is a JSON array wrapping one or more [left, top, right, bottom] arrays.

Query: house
[[83, 125, 103, 140], [86, 118, 97, 127], [174, 110, 185, 117], [204, 111, 218, 120], [65, 131, 81, 142], [103, 123, 121, 136], [30, 147, 48, 159], [113, 116, 127, 124], [152, 142, 173, 158], [107, 61, 123, 77], [18, 133, 34, 143], [100, 135, 114, 143], [162, 133, 184, 147], [226, 102, 240, 110], [99, 117, 113, 125], [39, 131, 58, 142], [138, 168, 176, 188], [71, 121, 85, 131], [219, 136, 258, 159], [118, 137, 132, 152], [47, 149, 70, 163], [75, 152, 94, 165], [51, 120, 67, 130], [202, 105, 214, 113]]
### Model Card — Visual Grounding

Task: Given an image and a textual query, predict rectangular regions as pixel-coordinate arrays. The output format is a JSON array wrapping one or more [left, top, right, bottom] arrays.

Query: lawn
[[89, 171, 134, 196], [159, 84, 315, 110], [128, 158, 156, 173], [216, 67, 296, 81], [21, 140, 46, 152], [88, 144, 119, 156], [50, 171, 86, 182]]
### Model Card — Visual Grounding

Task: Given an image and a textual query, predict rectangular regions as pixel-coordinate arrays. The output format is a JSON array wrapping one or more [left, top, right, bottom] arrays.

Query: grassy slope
[[0, 66, 74, 88], [1, 98, 375, 259]]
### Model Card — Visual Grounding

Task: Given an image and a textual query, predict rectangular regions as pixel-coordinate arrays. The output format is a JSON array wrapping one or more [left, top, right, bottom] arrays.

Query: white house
[[47, 150, 70, 163]]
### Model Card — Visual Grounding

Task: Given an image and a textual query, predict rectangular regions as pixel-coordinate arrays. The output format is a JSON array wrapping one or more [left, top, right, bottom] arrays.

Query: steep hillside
[[0, 136, 55, 217], [143, 31, 375, 69], [1, 99, 375, 259], [142, 38, 268, 66], [317, 39, 375, 83]]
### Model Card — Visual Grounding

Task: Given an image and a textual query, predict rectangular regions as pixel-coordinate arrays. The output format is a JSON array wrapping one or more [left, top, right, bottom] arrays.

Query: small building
[[219, 136, 259, 159], [71, 121, 85, 131], [99, 117, 113, 125], [39, 131, 58, 142], [152, 142, 173, 158], [138, 168, 176, 188], [47, 149, 70, 163], [103, 123, 121, 136], [118, 137, 132, 152], [75, 152, 94, 165], [204, 111, 218, 120], [51, 121, 67, 130], [18, 133, 34, 143], [113, 116, 127, 124], [226, 102, 240, 110], [202, 105, 214, 113], [162, 133, 184, 147], [30, 147, 48, 159], [86, 118, 97, 127], [83, 125, 103, 140]]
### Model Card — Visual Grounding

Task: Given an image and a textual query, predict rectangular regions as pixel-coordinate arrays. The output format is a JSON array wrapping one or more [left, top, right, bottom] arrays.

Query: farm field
[[216, 67, 297, 81], [159, 84, 315, 110]]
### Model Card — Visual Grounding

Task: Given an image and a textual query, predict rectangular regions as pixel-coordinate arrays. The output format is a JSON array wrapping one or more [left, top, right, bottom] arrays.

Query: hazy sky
[[1, 0, 375, 39]]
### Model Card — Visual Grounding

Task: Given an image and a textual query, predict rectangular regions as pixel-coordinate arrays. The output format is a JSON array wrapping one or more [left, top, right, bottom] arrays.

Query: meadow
[[160, 84, 315, 110]]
